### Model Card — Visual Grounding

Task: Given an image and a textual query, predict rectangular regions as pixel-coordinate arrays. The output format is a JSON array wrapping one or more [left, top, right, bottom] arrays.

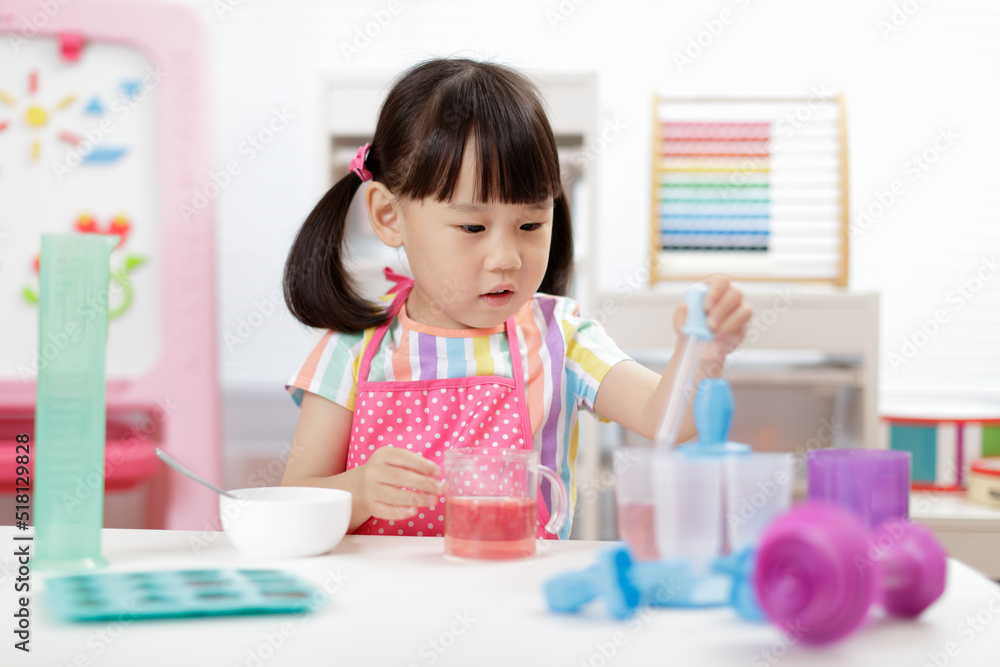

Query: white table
[[3, 526, 999, 667]]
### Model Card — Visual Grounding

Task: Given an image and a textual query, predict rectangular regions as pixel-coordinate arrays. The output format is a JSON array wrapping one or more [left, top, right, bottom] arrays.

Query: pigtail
[[283, 174, 388, 333], [538, 187, 574, 296]]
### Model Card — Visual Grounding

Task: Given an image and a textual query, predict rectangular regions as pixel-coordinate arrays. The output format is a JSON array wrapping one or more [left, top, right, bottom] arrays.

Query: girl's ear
[[365, 182, 404, 248]]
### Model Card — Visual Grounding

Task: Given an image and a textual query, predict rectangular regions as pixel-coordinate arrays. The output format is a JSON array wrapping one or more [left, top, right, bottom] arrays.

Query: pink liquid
[[617, 502, 660, 561], [445, 496, 535, 560]]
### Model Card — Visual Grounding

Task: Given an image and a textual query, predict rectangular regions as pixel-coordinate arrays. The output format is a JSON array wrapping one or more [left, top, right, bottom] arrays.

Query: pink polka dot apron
[[346, 272, 556, 539]]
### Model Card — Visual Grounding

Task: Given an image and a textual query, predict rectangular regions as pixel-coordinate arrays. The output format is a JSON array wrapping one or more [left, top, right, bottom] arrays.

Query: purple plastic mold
[[807, 448, 911, 532]]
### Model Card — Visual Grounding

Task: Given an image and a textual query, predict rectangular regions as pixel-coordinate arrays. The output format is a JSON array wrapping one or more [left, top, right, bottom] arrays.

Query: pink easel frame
[[0, 0, 222, 530]]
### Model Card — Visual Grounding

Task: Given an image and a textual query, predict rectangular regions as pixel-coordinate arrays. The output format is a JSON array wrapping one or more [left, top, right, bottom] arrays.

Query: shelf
[[627, 347, 864, 387]]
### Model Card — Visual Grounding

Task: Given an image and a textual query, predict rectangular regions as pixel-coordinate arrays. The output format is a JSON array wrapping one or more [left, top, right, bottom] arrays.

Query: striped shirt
[[286, 293, 632, 538]]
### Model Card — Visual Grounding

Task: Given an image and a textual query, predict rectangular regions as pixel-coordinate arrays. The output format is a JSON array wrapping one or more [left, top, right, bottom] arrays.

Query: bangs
[[394, 65, 561, 205]]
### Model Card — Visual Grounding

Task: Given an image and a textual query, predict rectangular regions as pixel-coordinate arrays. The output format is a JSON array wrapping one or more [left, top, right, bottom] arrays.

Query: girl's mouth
[[480, 289, 514, 307]]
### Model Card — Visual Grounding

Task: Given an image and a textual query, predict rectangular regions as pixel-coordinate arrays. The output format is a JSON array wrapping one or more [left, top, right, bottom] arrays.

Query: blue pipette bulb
[[678, 378, 750, 457]]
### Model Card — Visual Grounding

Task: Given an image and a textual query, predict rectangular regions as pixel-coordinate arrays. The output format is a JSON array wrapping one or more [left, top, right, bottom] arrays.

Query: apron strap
[[383, 266, 412, 294], [357, 271, 413, 383]]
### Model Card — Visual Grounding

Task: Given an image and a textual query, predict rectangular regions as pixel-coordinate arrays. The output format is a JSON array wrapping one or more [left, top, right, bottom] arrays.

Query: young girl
[[281, 58, 751, 539]]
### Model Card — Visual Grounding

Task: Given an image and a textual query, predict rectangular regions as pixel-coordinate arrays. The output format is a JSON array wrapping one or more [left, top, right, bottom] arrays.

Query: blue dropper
[[654, 284, 713, 450]]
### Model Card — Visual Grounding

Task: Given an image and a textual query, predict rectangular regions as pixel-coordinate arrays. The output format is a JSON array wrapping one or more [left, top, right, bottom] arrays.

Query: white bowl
[[219, 487, 352, 558]]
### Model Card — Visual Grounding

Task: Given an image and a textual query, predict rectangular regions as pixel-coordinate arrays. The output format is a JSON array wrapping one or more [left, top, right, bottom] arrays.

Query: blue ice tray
[[45, 569, 321, 622]]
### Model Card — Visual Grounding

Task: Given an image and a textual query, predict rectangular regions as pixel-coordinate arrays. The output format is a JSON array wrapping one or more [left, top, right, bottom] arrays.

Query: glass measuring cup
[[443, 448, 568, 560]]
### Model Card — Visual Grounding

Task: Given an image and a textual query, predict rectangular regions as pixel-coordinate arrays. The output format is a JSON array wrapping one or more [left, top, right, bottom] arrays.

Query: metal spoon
[[155, 448, 237, 499]]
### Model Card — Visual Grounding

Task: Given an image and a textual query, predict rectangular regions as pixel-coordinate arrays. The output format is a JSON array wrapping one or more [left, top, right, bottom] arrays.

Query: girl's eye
[[520, 223, 543, 232], [460, 225, 486, 234]]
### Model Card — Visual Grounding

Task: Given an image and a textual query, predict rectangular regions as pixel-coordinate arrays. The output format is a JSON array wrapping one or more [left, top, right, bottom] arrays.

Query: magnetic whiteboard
[[0, 36, 162, 380]]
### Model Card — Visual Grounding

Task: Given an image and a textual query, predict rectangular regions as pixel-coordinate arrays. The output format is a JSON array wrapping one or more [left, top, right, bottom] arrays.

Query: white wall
[[165, 0, 998, 411]]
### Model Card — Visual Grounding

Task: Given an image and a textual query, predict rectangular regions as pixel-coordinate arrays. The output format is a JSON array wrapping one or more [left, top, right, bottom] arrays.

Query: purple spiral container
[[807, 449, 911, 531]]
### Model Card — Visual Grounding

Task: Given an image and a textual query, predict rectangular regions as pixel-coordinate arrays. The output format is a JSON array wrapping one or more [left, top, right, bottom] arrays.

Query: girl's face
[[393, 148, 554, 330]]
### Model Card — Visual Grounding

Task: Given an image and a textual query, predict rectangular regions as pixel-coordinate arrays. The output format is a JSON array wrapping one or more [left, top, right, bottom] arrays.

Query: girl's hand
[[358, 446, 444, 521], [672, 275, 752, 374]]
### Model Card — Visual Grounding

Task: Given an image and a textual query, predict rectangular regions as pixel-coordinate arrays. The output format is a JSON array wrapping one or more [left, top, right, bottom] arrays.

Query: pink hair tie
[[350, 142, 373, 181]]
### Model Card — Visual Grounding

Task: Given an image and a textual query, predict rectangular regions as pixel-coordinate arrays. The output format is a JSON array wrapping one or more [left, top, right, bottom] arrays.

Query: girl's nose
[[486, 237, 522, 272]]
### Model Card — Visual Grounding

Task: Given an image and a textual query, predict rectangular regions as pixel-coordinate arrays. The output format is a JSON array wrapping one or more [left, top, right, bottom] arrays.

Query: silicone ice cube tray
[[45, 569, 320, 622]]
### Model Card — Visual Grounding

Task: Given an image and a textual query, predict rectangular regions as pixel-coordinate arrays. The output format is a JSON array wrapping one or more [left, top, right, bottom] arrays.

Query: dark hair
[[283, 58, 573, 333]]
